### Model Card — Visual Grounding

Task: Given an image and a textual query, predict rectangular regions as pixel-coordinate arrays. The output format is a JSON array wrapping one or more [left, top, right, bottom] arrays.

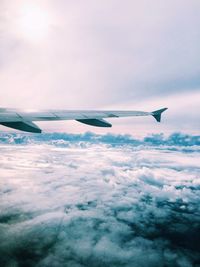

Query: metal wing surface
[[0, 108, 168, 133]]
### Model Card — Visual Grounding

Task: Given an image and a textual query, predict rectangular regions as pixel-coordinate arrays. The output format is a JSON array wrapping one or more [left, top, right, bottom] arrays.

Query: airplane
[[0, 107, 168, 133]]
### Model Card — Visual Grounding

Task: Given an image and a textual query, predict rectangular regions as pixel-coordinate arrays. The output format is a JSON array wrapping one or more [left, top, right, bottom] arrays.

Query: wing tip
[[152, 108, 168, 122]]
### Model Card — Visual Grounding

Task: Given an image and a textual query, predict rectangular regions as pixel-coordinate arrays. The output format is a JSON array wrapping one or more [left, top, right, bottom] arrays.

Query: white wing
[[0, 108, 167, 133]]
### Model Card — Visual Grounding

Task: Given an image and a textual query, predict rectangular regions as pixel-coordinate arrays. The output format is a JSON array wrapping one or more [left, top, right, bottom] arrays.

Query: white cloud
[[0, 132, 199, 266]]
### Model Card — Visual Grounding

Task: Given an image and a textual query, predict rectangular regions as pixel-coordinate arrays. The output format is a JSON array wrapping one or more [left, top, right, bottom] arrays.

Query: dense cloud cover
[[0, 132, 200, 147], [0, 132, 200, 267]]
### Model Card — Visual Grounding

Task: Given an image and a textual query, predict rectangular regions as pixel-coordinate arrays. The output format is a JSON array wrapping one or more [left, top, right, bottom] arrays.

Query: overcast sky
[[0, 0, 199, 135]]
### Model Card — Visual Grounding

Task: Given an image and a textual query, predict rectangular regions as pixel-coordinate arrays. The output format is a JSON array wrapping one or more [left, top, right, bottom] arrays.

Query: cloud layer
[[0, 132, 200, 267], [0, 131, 199, 148]]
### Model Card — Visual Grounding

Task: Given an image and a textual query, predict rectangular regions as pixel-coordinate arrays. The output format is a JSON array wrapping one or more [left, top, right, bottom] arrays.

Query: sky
[[0, 0, 200, 135], [0, 132, 200, 267]]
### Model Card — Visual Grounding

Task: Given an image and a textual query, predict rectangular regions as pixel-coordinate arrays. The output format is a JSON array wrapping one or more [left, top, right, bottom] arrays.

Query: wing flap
[[76, 118, 112, 127], [0, 121, 42, 133]]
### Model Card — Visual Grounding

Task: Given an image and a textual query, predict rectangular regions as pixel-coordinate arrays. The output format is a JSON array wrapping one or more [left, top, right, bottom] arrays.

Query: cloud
[[0, 132, 200, 266], [0, 132, 199, 148]]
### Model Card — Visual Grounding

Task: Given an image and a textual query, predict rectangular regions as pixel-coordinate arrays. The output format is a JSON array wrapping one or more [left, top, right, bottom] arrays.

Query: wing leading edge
[[0, 108, 168, 133]]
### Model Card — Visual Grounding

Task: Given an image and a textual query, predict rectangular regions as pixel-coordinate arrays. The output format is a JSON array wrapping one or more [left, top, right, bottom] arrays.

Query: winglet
[[151, 108, 168, 122]]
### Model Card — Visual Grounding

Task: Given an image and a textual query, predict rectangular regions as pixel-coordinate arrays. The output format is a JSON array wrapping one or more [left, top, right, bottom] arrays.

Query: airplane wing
[[0, 107, 168, 133]]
